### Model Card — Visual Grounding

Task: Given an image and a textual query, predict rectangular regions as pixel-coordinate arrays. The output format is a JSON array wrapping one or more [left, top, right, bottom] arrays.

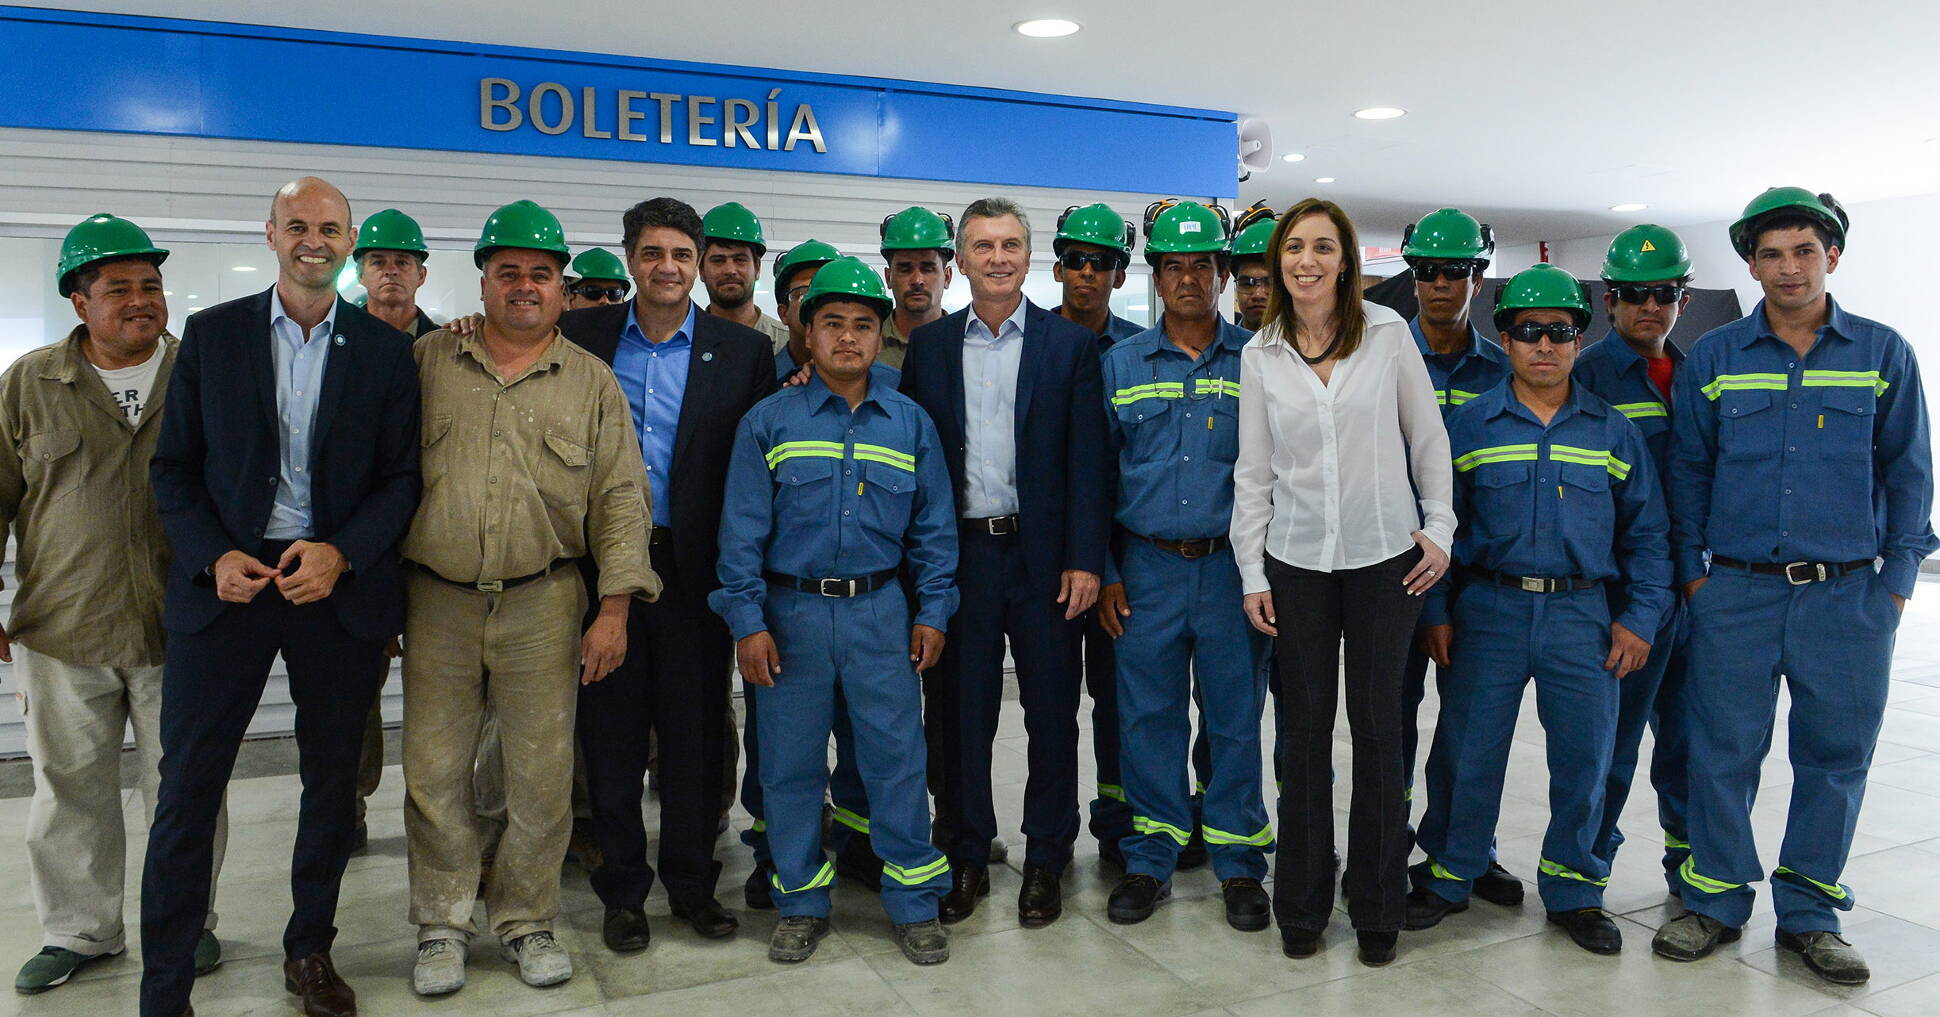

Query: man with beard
[[877, 207, 956, 368], [701, 202, 791, 351]]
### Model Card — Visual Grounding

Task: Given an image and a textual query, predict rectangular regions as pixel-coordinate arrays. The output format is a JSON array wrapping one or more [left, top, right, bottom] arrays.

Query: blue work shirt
[[1052, 305, 1146, 354], [264, 289, 335, 540], [776, 345, 900, 387], [710, 372, 960, 641], [1426, 378, 1672, 638], [1102, 318, 1248, 544], [1574, 332, 1682, 480], [612, 301, 694, 528], [1669, 296, 1937, 596], [1411, 316, 1509, 417], [960, 297, 1028, 518]]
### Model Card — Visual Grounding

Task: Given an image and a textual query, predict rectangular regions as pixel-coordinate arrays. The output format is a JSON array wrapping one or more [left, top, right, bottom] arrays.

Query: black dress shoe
[[1281, 926, 1321, 958], [745, 861, 776, 910], [670, 896, 739, 939], [602, 906, 652, 952], [1106, 874, 1169, 924], [1357, 930, 1398, 966], [834, 836, 885, 890], [1403, 887, 1469, 930], [938, 863, 989, 924], [1548, 908, 1622, 955], [1473, 861, 1525, 906], [1017, 865, 1063, 928], [1222, 878, 1271, 932], [347, 823, 369, 854]]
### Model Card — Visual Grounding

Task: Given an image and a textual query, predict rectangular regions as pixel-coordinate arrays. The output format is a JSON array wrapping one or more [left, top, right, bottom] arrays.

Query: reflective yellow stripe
[[1614, 401, 1669, 419], [1538, 856, 1609, 886], [1774, 865, 1849, 901], [1193, 378, 1241, 398], [1701, 373, 1789, 400], [830, 806, 870, 834], [1434, 389, 1449, 406], [1111, 382, 1186, 407], [1664, 832, 1690, 850], [1550, 444, 1631, 480], [1802, 369, 1889, 395], [852, 442, 914, 469], [853, 451, 915, 471], [1455, 443, 1540, 471], [772, 861, 835, 894], [1678, 856, 1742, 894], [1133, 815, 1192, 846], [1448, 389, 1482, 406], [750, 818, 766, 833], [1097, 783, 1126, 802], [1201, 823, 1274, 847], [883, 856, 951, 886], [1426, 858, 1461, 883], [766, 440, 846, 469]]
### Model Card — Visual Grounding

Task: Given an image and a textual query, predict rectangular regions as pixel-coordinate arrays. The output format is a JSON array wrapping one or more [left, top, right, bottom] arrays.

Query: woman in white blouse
[[1230, 198, 1455, 966]]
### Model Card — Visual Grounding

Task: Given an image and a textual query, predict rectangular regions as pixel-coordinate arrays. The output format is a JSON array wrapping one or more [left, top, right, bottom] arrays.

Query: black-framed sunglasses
[[1233, 275, 1271, 289], [1610, 283, 1686, 306], [572, 283, 627, 302], [1410, 260, 1482, 283], [1504, 321, 1584, 344], [1059, 249, 1121, 273]]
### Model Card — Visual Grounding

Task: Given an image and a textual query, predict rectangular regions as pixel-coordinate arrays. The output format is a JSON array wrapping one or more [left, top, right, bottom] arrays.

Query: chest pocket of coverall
[[1717, 390, 1779, 461], [419, 414, 453, 490], [774, 455, 836, 524], [1816, 386, 1876, 461], [1207, 396, 1240, 464], [1471, 460, 1534, 530], [539, 430, 593, 519], [1557, 462, 1614, 561], [19, 428, 83, 506], [857, 459, 916, 538]]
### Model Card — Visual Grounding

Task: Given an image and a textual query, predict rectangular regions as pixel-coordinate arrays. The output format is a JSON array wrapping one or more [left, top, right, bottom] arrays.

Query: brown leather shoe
[[1017, 864, 1063, 928], [938, 863, 989, 924], [283, 953, 356, 1017]]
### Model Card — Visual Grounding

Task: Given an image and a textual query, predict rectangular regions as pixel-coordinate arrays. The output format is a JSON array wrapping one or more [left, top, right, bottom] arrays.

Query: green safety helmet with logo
[[568, 247, 629, 283], [1401, 207, 1494, 267], [1230, 217, 1278, 261], [1054, 203, 1135, 264], [799, 256, 894, 324], [879, 206, 956, 259], [1728, 186, 1848, 259], [1602, 224, 1692, 283], [352, 208, 429, 262], [57, 213, 169, 297], [774, 239, 842, 289], [702, 201, 768, 257], [1493, 263, 1593, 331], [1142, 200, 1231, 267], [473, 199, 569, 268]]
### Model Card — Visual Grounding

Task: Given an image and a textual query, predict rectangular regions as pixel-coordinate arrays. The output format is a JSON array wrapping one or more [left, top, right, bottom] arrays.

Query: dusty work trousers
[[15, 643, 227, 955], [403, 568, 583, 943]]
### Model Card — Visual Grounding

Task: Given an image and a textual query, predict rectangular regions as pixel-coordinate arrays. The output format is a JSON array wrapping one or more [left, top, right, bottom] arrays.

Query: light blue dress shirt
[[959, 297, 1027, 518], [264, 288, 335, 540], [612, 301, 695, 528]]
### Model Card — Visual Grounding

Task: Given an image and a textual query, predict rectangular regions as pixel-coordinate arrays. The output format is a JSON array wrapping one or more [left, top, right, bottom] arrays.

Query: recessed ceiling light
[[1013, 18, 1080, 37], [232, 265, 257, 272], [1353, 106, 1407, 121], [186, 294, 199, 300], [1610, 202, 1648, 212], [1314, 177, 1336, 184], [1281, 152, 1306, 163]]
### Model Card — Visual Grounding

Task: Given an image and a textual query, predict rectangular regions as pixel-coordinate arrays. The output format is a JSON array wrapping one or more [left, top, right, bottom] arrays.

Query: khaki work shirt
[[877, 316, 913, 371], [755, 311, 792, 354], [0, 328, 174, 666], [404, 328, 661, 601]]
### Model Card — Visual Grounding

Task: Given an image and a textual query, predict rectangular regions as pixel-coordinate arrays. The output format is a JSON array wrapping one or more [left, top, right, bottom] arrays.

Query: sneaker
[[500, 931, 572, 987], [768, 916, 833, 964], [892, 919, 950, 965], [15, 946, 120, 994], [1776, 929, 1871, 985], [1651, 911, 1740, 962], [192, 930, 223, 976], [412, 938, 467, 996]]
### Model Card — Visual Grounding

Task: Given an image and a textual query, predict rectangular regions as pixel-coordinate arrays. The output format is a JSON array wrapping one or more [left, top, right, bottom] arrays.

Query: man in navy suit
[[900, 197, 1110, 927], [140, 177, 420, 1017]]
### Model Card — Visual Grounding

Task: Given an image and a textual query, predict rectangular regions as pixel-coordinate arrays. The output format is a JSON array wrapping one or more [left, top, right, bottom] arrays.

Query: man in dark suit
[[565, 197, 777, 950], [140, 177, 420, 1017], [900, 197, 1110, 927]]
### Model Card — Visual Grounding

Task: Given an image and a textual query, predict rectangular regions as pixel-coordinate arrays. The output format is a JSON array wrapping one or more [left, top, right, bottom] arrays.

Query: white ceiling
[[44, 0, 1940, 244]]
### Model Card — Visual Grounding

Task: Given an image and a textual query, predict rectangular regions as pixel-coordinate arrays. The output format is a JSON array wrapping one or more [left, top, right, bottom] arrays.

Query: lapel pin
[[333, 334, 346, 346], [701, 351, 714, 362]]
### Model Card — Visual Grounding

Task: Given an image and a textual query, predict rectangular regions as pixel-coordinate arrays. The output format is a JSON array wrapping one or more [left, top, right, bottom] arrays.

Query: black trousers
[[578, 553, 733, 909], [1267, 549, 1422, 933], [140, 583, 385, 1017]]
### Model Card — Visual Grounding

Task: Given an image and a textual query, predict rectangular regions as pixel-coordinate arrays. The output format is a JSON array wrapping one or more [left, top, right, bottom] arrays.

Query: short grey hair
[[961, 197, 1032, 249]]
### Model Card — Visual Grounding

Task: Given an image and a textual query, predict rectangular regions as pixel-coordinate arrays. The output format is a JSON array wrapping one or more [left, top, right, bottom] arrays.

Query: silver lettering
[[480, 78, 521, 131]]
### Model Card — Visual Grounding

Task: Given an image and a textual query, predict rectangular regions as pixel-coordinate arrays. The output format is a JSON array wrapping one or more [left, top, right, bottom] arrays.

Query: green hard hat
[[352, 208, 428, 261], [880, 206, 956, 257], [568, 247, 629, 283], [1728, 186, 1848, 259], [799, 256, 893, 324], [1493, 263, 1593, 331], [473, 199, 569, 268], [774, 239, 841, 288], [1230, 217, 1278, 260], [1055, 203, 1134, 257], [1401, 207, 1494, 265], [702, 201, 767, 257], [57, 213, 169, 297], [1602, 225, 1692, 283], [1143, 200, 1229, 266]]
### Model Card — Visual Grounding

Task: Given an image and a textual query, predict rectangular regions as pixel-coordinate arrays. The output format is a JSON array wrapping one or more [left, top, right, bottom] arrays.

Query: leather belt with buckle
[[764, 567, 901, 598], [963, 515, 1020, 536], [1709, 555, 1874, 586], [1463, 566, 1600, 594], [1131, 532, 1229, 560], [417, 557, 578, 594]]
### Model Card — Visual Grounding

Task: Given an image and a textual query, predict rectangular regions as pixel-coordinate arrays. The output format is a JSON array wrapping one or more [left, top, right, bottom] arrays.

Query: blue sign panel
[[0, 7, 1238, 197]]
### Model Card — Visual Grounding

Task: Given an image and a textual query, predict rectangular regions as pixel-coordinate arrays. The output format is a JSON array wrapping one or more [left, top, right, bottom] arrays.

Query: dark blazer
[[900, 300, 1109, 592], [151, 287, 421, 640], [560, 300, 776, 590]]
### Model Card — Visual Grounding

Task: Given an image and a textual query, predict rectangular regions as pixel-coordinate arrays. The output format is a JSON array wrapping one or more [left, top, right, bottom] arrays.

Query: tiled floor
[[8, 583, 1940, 1017]]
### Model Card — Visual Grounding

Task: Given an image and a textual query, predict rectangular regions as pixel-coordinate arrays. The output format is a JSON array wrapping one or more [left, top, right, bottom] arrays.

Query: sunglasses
[[1610, 283, 1685, 306], [1411, 260, 1482, 283], [573, 284, 627, 302], [1504, 321, 1583, 344], [1059, 249, 1121, 273], [1234, 275, 1272, 289]]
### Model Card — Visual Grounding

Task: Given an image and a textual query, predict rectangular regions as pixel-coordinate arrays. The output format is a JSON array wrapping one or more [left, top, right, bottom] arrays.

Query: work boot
[[1651, 911, 1741, 961], [1473, 861, 1526, 906], [192, 931, 223, 976], [892, 919, 950, 965], [1403, 887, 1468, 930], [745, 860, 776, 910], [412, 938, 467, 996], [15, 947, 119, 994], [500, 931, 572, 987], [1280, 926, 1321, 958], [1106, 874, 1170, 925], [1222, 878, 1271, 932], [1357, 930, 1398, 966], [1548, 908, 1622, 955], [767, 916, 832, 963], [1776, 929, 1871, 985], [834, 835, 885, 889]]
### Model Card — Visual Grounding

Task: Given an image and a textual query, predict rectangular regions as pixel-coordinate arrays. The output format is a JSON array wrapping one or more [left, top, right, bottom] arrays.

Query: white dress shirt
[[1230, 300, 1455, 593], [959, 296, 1028, 518]]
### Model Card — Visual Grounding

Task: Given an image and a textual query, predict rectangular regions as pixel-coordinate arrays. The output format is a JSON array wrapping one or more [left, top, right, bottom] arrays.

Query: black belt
[[962, 515, 1020, 536], [1463, 566, 1600, 594], [1709, 555, 1873, 585], [1129, 531, 1229, 559], [764, 567, 900, 598], [417, 557, 577, 594]]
